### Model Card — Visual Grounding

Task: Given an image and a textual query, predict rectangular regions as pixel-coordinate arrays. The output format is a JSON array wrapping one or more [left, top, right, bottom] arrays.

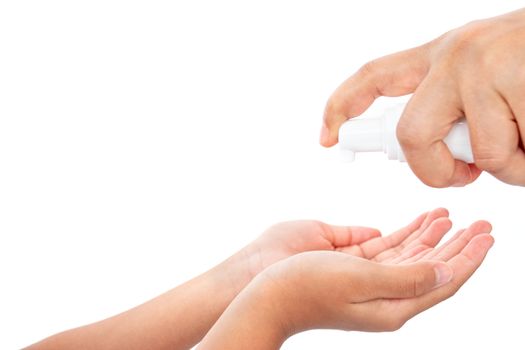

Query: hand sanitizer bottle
[[338, 104, 474, 163]]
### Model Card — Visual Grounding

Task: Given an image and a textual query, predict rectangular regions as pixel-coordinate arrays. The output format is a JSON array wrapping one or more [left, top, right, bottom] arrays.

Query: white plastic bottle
[[338, 104, 474, 163]]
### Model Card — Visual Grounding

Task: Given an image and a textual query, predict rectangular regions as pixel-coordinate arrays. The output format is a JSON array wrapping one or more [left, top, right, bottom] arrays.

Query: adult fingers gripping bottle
[[338, 104, 474, 163]]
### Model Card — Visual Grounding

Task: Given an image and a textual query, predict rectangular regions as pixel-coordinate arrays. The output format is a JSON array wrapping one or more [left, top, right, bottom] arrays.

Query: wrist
[[252, 263, 319, 336], [206, 248, 259, 302], [245, 272, 296, 339], [198, 271, 292, 350]]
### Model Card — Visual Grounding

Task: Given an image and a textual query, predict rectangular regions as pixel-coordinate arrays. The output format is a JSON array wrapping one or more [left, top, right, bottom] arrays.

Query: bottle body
[[339, 104, 474, 163]]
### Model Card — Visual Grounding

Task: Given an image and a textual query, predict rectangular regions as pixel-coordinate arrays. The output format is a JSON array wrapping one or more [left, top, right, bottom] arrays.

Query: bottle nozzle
[[339, 117, 384, 159], [340, 150, 356, 162]]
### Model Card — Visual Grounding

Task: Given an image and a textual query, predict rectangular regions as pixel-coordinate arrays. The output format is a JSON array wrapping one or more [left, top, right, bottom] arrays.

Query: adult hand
[[321, 8, 525, 187]]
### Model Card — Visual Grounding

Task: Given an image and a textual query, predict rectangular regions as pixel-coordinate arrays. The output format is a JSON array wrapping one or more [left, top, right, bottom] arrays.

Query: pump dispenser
[[339, 104, 474, 163]]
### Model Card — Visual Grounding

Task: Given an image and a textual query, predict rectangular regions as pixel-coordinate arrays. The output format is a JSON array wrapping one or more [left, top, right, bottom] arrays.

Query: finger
[[324, 224, 382, 248], [320, 45, 431, 146], [400, 208, 449, 247], [398, 70, 480, 187], [414, 228, 465, 262], [497, 69, 525, 158], [423, 220, 492, 261], [399, 247, 433, 264], [405, 208, 449, 243], [398, 234, 494, 320], [367, 260, 453, 299], [353, 234, 494, 330], [338, 211, 429, 258], [404, 217, 452, 250], [374, 216, 451, 263], [463, 87, 525, 185], [386, 245, 430, 264]]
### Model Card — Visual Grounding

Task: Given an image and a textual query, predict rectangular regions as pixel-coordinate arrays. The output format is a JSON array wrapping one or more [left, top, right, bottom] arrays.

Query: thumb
[[370, 261, 453, 299]]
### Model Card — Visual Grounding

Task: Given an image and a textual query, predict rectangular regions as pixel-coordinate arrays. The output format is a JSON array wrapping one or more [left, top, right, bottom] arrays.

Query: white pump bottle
[[338, 104, 474, 163]]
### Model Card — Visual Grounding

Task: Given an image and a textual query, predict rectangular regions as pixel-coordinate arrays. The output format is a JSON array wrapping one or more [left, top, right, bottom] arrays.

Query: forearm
[[25, 252, 254, 350], [197, 275, 290, 350]]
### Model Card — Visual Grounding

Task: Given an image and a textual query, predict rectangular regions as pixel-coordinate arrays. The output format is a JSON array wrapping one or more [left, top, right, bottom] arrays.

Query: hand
[[197, 211, 493, 350], [236, 208, 450, 289], [27, 208, 450, 350], [321, 8, 525, 187]]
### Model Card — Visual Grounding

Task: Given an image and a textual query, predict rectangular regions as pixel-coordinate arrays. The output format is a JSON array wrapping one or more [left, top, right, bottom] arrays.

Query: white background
[[1, 1, 523, 349]]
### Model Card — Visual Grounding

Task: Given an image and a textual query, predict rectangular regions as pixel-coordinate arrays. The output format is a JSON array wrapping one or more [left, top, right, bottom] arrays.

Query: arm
[[24, 220, 382, 350], [321, 8, 525, 187], [198, 219, 494, 350], [25, 208, 466, 349], [24, 253, 253, 350]]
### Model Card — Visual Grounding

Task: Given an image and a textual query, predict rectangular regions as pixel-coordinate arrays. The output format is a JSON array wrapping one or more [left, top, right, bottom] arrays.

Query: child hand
[[198, 215, 493, 349], [236, 208, 453, 288]]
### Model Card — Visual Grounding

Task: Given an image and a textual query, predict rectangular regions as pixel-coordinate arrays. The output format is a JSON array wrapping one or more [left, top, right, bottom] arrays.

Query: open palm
[[246, 208, 491, 277]]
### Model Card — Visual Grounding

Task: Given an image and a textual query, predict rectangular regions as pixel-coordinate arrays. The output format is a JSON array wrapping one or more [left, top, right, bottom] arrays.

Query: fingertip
[[468, 164, 483, 182], [418, 208, 450, 233], [475, 233, 495, 250], [370, 228, 383, 237], [406, 211, 429, 231], [436, 207, 450, 217], [427, 207, 450, 220], [355, 226, 382, 239], [432, 217, 453, 231], [319, 124, 334, 147], [471, 234, 495, 257], [460, 233, 494, 264], [322, 96, 348, 147], [468, 220, 493, 234], [451, 160, 478, 187], [320, 121, 341, 147], [452, 163, 482, 187]]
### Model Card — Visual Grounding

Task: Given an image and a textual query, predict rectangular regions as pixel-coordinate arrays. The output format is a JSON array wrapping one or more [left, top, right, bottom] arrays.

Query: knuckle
[[397, 115, 456, 188], [396, 118, 429, 150], [434, 20, 489, 69], [357, 60, 381, 80], [491, 52, 525, 88], [411, 272, 429, 296], [447, 20, 487, 54], [474, 148, 513, 173]]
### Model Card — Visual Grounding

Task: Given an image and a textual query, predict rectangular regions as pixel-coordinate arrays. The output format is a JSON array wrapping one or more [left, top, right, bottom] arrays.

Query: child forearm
[[197, 275, 289, 350], [25, 253, 252, 350]]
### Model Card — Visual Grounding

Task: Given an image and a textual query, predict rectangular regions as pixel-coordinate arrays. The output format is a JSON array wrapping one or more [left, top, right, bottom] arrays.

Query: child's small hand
[[235, 208, 453, 290], [198, 218, 494, 350], [29, 208, 491, 350]]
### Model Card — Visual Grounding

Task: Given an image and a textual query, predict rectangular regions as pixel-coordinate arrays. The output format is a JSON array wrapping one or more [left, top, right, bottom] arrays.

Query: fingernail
[[319, 125, 329, 145], [434, 263, 453, 287]]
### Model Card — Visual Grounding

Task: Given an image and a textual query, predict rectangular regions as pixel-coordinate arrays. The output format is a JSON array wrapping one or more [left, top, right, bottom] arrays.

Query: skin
[[198, 212, 494, 350], [24, 209, 493, 350], [320, 8, 525, 187]]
